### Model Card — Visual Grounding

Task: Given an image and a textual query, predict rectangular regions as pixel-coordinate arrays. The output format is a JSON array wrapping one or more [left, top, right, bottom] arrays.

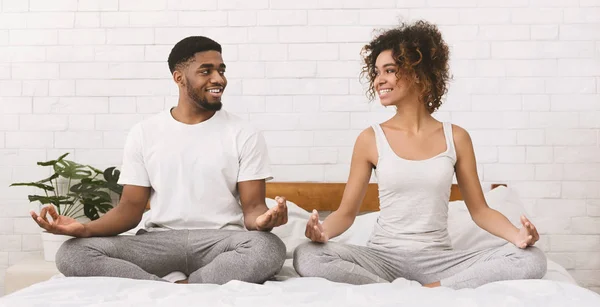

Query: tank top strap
[[371, 124, 389, 160], [442, 122, 457, 161]]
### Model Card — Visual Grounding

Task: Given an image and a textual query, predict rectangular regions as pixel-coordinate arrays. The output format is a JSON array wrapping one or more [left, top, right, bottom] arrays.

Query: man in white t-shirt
[[30, 36, 288, 284]]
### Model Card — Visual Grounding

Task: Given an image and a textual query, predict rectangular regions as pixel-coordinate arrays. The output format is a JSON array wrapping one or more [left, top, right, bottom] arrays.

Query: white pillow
[[447, 186, 529, 251], [331, 212, 379, 247], [266, 198, 381, 256], [273, 185, 528, 253], [266, 198, 312, 258], [329, 186, 528, 251]]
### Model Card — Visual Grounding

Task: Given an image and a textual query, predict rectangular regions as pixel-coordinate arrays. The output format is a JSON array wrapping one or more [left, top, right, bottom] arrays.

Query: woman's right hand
[[31, 205, 88, 238], [305, 209, 329, 243]]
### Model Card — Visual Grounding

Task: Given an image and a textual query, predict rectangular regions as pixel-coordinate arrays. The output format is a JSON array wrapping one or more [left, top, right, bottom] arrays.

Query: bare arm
[[238, 179, 288, 231], [31, 184, 150, 238], [306, 128, 376, 242], [453, 125, 539, 248], [83, 185, 150, 237]]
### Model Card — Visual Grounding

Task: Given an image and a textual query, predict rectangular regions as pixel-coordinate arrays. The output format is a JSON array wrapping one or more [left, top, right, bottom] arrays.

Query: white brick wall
[[0, 0, 599, 296]]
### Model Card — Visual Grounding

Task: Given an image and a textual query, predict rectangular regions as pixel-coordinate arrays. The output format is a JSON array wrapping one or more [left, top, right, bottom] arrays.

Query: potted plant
[[10, 153, 123, 261]]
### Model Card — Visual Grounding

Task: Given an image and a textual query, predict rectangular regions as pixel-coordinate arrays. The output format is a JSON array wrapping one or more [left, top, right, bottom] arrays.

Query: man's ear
[[173, 70, 185, 87]]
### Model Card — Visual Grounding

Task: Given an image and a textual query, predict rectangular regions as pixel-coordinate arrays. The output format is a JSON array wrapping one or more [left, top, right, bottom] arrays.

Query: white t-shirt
[[117, 108, 273, 231]]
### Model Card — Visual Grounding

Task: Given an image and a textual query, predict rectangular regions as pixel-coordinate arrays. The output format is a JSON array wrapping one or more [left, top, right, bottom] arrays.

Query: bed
[[1, 182, 599, 306]]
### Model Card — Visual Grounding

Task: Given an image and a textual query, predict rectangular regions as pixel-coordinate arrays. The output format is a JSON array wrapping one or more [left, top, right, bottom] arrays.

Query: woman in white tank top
[[293, 20, 547, 289]]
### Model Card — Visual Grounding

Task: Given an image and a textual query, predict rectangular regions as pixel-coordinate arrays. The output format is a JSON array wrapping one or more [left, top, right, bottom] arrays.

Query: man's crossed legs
[[56, 229, 286, 284]]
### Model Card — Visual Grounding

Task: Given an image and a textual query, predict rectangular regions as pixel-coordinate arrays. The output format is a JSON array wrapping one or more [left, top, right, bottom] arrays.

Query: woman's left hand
[[514, 215, 540, 249]]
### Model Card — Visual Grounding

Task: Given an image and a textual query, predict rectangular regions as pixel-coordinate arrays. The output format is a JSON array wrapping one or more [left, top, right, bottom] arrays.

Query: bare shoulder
[[451, 124, 472, 147], [357, 127, 375, 144], [353, 127, 377, 166], [354, 127, 377, 153], [450, 124, 476, 162]]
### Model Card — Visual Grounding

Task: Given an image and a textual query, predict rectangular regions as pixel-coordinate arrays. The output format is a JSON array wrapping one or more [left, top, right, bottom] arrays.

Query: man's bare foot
[[175, 279, 188, 284], [423, 281, 441, 288]]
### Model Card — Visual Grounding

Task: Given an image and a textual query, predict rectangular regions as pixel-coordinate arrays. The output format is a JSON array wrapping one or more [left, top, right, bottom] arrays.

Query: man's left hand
[[256, 196, 288, 230]]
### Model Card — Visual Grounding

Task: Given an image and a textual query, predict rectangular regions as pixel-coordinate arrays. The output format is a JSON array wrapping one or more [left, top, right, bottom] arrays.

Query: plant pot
[[41, 231, 74, 262]]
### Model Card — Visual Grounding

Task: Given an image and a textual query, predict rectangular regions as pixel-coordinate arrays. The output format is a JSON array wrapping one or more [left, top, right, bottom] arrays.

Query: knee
[[292, 241, 326, 278], [258, 232, 286, 266], [515, 246, 547, 280], [247, 232, 286, 275], [55, 238, 87, 276]]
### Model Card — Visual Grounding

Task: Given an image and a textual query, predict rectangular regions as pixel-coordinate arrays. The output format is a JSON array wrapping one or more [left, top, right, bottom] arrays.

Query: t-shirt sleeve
[[117, 124, 151, 187], [237, 128, 273, 182]]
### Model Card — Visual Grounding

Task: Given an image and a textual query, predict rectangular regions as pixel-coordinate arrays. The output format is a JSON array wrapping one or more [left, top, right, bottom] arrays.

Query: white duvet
[[1, 269, 599, 307], [2, 187, 600, 306]]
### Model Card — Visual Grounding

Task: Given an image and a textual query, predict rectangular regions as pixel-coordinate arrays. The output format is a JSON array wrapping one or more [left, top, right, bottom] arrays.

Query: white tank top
[[367, 122, 457, 251]]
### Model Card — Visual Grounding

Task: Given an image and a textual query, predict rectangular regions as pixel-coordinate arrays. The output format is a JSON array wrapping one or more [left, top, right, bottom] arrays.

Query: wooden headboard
[[265, 182, 506, 213], [146, 182, 506, 211]]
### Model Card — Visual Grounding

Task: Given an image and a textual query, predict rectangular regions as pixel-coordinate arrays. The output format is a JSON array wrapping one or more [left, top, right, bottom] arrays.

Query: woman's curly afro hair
[[360, 20, 451, 113]]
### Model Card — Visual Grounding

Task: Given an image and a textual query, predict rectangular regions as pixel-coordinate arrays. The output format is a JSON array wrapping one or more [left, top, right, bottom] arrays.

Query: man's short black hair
[[168, 36, 222, 73]]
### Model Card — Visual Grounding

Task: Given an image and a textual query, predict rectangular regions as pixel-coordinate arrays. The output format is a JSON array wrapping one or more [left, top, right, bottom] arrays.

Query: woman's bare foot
[[162, 271, 187, 283], [423, 281, 441, 288]]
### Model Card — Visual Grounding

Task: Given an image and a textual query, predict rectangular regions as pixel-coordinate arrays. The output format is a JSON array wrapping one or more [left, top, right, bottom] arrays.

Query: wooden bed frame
[[146, 182, 506, 211], [265, 182, 506, 212]]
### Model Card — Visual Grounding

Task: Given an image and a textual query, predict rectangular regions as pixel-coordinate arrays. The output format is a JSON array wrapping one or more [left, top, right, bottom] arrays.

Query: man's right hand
[[305, 209, 328, 243], [31, 205, 88, 238]]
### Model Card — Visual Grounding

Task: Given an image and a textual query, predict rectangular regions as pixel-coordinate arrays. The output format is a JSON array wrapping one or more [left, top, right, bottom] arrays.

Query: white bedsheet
[[1, 271, 599, 307], [2, 259, 598, 307]]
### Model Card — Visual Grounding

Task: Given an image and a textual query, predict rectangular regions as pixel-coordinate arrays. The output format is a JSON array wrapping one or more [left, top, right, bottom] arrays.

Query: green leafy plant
[[10, 153, 123, 221]]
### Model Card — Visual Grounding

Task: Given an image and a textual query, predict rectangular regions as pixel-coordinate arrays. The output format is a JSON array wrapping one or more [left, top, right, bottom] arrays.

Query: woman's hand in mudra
[[514, 215, 540, 249], [305, 210, 328, 243]]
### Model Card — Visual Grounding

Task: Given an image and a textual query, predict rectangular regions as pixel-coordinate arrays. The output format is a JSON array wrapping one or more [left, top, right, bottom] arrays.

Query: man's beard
[[186, 79, 223, 111]]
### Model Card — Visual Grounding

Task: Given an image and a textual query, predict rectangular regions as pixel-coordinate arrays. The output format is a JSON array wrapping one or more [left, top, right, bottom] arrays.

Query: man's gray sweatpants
[[56, 229, 286, 284], [293, 241, 547, 289]]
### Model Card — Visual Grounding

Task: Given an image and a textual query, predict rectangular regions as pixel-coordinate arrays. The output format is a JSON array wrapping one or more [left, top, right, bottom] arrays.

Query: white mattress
[[1, 259, 599, 307]]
